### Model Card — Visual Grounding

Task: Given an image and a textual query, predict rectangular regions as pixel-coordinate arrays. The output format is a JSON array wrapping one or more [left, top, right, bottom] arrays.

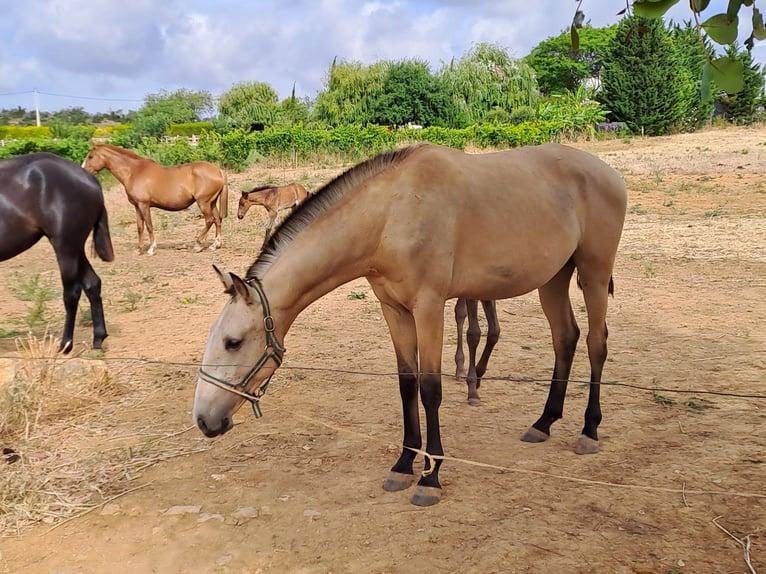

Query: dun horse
[[193, 143, 627, 506], [0, 153, 114, 353], [82, 144, 228, 255], [454, 299, 499, 406], [237, 183, 309, 238]]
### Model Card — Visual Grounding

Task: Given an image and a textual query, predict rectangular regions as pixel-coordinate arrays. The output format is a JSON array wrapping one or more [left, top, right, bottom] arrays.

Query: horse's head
[[81, 146, 107, 174], [237, 191, 252, 219], [193, 265, 284, 437]]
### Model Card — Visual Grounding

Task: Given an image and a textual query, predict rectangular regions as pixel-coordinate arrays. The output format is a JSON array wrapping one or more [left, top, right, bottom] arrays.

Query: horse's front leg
[[137, 203, 156, 256], [376, 299, 420, 494], [78, 254, 108, 349], [52, 248, 83, 354], [194, 203, 215, 253], [411, 301, 447, 506], [133, 205, 145, 254]]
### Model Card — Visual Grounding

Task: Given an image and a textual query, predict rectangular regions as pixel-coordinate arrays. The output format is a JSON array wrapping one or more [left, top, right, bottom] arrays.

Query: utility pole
[[34, 88, 40, 126]]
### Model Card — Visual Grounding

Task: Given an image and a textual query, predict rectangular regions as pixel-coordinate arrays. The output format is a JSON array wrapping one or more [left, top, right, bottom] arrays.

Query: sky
[[1, 0, 763, 114]]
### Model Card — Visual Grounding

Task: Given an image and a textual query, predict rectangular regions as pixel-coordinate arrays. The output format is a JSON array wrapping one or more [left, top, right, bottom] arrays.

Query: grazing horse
[[0, 153, 114, 353], [237, 183, 309, 238], [454, 299, 499, 406], [82, 144, 228, 255], [193, 143, 627, 506]]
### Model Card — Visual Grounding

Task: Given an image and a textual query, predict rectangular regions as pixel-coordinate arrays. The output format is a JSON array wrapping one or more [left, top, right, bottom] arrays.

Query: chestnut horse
[[0, 153, 114, 353], [193, 143, 627, 506], [237, 183, 309, 238], [82, 144, 228, 255], [454, 299, 499, 406]]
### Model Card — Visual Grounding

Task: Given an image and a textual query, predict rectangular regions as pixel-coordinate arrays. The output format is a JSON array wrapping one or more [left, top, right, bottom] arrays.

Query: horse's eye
[[224, 338, 242, 351]]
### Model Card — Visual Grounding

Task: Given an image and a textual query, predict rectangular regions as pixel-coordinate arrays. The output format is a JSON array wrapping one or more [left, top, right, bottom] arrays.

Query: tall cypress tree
[[599, 16, 686, 135], [716, 44, 765, 124]]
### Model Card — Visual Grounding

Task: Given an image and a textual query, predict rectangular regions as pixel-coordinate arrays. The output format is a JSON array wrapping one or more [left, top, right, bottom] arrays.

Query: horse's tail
[[219, 170, 229, 219], [93, 204, 115, 262]]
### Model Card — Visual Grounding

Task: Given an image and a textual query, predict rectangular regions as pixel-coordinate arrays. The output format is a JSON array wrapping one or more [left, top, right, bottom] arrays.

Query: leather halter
[[197, 277, 285, 418]]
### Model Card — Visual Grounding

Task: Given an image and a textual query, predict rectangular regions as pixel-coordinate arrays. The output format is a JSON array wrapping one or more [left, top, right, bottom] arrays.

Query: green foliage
[[124, 88, 214, 142], [367, 59, 455, 127], [0, 125, 52, 140], [439, 43, 540, 125], [48, 123, 95, 140], [599, 17, 687, 136], [671, 21, 716, 130], [525, 25, 617, 95], [0, 138, 91, 162], [217, 81, 280, 130], [537, 86, 609, 138], [135, 138, 206, 165], [9, 273, 58, 329], [715, 43, 766, 123], [167, 122, 214, 136], [313, 59, 388, 126]]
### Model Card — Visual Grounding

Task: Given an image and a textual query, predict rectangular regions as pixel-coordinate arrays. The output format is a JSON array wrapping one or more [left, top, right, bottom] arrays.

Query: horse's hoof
[[410, 486, 441, 506], [574, 434, 599, 455], [520, 426, 550, 443], [467, 397, 481, 407], [383, 471, 415, 492], [58, 340, 73, 355], [192, 244, 203, 253]]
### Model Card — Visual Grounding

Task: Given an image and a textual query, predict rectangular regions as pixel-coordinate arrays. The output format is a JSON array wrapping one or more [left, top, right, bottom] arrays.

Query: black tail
[[93, 205, 115, 262]]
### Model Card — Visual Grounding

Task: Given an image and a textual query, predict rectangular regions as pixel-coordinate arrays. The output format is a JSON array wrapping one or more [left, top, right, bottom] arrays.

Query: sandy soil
[[1, 127, 764, 574]]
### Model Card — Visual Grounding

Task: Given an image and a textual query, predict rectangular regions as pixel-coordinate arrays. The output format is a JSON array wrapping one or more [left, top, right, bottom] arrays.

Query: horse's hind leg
[[473, 300, 499, 385], [79, 254, 108, 349], [464, 299, 482, 406], [572, 269, 613, 455], [454, 298, 468, 381], [133, 205, 145, 254], [522, 259, 579, 444], [207, 202, 222, 251], [52, 247, 85, 354]]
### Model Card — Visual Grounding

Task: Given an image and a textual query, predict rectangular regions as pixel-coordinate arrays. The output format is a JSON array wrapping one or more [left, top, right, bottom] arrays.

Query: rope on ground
[[292, 413, 766, 501]]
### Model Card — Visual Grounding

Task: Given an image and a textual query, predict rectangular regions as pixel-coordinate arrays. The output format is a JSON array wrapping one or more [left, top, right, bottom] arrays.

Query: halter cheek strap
[[198, 277, 285, 418]]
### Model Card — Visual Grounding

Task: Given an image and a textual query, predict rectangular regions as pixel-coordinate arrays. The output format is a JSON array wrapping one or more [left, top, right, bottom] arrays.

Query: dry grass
[[0, 334, 210, 536]]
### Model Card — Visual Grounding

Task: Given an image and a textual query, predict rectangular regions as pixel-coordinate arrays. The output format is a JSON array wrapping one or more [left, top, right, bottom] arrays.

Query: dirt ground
[[1, 127, 764, 574]]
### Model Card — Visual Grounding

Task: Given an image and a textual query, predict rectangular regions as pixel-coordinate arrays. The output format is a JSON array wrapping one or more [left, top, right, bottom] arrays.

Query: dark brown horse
[[193, 142, 627, 506], [454, 299, 499, 406], [82, 144, 228, 255], [0, 153, 114, 353], [237, 183, 309, 238]]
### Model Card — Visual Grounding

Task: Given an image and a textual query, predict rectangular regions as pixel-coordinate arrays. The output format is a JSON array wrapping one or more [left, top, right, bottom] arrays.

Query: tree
[[276, 86, 310, 126], [121, 89, 214, 142], [439, 43, 539, 126], [599, 16, 687, 136], [715, 43, 766, 123], [524, 24, 617, 95], [367, 59, 454, 127], [217, 81, 279, 130], [575, 1, 766, 95], [312, 59, 387, 126], [670, 21, 717, 129]]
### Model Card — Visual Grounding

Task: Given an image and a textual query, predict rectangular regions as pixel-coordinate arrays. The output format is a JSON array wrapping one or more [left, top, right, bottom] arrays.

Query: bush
[[0, 138, 91, 163], [167, 122, 215, 136], [0, 126, 52, 140]]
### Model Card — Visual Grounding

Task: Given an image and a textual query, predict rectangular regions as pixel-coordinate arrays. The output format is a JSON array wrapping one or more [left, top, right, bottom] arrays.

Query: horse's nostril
[[221, 417, 231, 431], [197, 416, 209, 434]]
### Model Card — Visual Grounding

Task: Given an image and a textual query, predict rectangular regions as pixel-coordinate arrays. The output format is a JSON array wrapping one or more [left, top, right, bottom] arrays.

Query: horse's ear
[[230, 273, 254, 304], [213, 265, 234, 292]]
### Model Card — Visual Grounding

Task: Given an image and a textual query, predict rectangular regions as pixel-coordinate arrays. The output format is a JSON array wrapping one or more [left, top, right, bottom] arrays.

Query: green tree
[[525, 24, 617, 95], [367, 59, 454, 127], [276, 85, 310, 126], [599, 16, 686, 135], [439, 43, 539, 126], [312, 58, 387, 126], [715, 43, 765, 123], [122, 88, 213, 142], [217, 81, 280, 131], [670, 21, 716, 129]]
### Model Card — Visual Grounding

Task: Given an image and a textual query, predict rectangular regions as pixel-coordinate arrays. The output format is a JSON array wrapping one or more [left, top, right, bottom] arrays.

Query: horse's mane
[[244, 184, 274, 195], [246, 144, 423, 280], [97, 143, 147, 161]]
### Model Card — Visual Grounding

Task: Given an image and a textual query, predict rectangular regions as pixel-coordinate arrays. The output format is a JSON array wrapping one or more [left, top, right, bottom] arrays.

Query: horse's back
[[370, 143, 627, 300], [0, 153, 107, 259]]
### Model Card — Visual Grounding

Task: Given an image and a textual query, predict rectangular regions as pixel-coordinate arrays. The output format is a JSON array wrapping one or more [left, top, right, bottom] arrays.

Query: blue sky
[[0, 0, 762, 114]]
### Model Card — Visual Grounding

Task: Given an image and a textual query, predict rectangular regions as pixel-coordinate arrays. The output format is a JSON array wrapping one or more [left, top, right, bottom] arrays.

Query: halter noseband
[[198, 277, 285, 418]]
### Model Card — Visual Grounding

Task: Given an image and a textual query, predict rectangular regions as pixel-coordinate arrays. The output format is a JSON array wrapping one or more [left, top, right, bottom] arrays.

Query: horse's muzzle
[[196, 414, 233, 438]]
